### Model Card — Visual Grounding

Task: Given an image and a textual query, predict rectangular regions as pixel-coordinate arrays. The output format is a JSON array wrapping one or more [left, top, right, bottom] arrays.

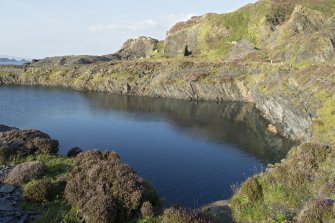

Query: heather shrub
[[23, 179, 53, 202], [5, 161, 45, 185], [141, 201, 154, 218], [66, 147, 82, 157], [65, 149, 160, 223], [0, 129, 59, 164], [83, 194, 118, 223], [162, 207, 216, 223], [297, 198, 335, 223]]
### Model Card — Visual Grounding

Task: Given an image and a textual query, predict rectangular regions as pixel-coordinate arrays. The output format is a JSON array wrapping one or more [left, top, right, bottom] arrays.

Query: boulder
[[66, 147, 82, 158], [117, 36, 159, 60]]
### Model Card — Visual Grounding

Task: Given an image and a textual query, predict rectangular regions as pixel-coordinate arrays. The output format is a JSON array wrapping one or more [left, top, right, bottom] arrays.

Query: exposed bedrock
[[0, 61, 316, 144]]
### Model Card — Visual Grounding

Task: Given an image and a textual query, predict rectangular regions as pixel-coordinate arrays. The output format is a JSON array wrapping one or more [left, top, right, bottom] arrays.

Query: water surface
[[0, 86, 291, 207]]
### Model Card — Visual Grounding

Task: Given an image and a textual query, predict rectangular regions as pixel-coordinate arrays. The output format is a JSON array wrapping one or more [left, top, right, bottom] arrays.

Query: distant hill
[[0, 57, 30, 64]]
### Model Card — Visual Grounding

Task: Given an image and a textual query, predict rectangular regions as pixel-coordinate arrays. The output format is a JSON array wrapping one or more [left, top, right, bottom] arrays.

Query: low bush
[[23, 179, 54, 202], [141, 201, 154, 218], [162, 207, 216, 223], [65, 149, 160, 223], [5, 161, 45, 185], [297, 198, 335, 223], [0, 129, 59, 164]]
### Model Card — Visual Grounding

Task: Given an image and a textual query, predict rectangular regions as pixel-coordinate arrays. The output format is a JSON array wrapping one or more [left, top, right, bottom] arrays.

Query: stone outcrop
[[0, 165, 39, 223], [33, 55, 120, 66], [164, 16, 206, 57], [268, 5, 335, 63], [225, 39, 259, 61], [117, 36, 159, 60]]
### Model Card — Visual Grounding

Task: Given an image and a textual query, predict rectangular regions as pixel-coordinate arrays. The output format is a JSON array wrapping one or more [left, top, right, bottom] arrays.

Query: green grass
[[11, 155, 77, 223], [231, 144, 335, 222], [313, 94, 335, 144], [21, 198, 78, 223], [0, 71, 11, 76], [11, 154, 74, 180]]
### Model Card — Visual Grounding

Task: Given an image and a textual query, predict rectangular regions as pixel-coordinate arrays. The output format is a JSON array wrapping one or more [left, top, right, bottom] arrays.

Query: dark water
[[0, 86, 291, 207]]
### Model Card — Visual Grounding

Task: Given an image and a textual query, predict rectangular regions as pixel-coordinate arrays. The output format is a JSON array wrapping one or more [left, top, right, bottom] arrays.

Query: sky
[[0, 0, 256, 59]]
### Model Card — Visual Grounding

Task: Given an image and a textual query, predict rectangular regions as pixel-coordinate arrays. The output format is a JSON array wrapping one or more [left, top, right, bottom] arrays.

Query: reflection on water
[[83, 92, 291, 163], [0, 86, 292, 207]]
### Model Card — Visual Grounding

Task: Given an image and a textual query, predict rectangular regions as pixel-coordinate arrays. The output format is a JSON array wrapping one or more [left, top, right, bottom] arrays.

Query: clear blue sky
[[0, 0, 256, 59]]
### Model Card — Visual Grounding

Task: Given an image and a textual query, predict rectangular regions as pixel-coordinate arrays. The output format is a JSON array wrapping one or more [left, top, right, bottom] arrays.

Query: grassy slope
[[231, 143, 335, 222], [188, 0, 335, 60]]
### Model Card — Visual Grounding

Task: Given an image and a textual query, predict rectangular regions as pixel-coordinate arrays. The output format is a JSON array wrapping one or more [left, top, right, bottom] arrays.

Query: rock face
[[117, 36, 159, 60], [164, 16, 205, 57], [0, 60, 326, 144], [268, 5, 335, 63], [0, 127, 59, 164], [225, 39, 259, 61]]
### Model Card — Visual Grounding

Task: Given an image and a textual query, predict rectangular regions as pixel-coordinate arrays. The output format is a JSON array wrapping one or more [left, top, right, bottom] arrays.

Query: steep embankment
[[1, 59, 334, 145]]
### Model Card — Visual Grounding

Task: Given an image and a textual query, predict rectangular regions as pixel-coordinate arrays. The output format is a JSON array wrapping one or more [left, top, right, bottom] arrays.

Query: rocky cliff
[[161, 0, 335, 63], [1, 59, 333, 145]]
